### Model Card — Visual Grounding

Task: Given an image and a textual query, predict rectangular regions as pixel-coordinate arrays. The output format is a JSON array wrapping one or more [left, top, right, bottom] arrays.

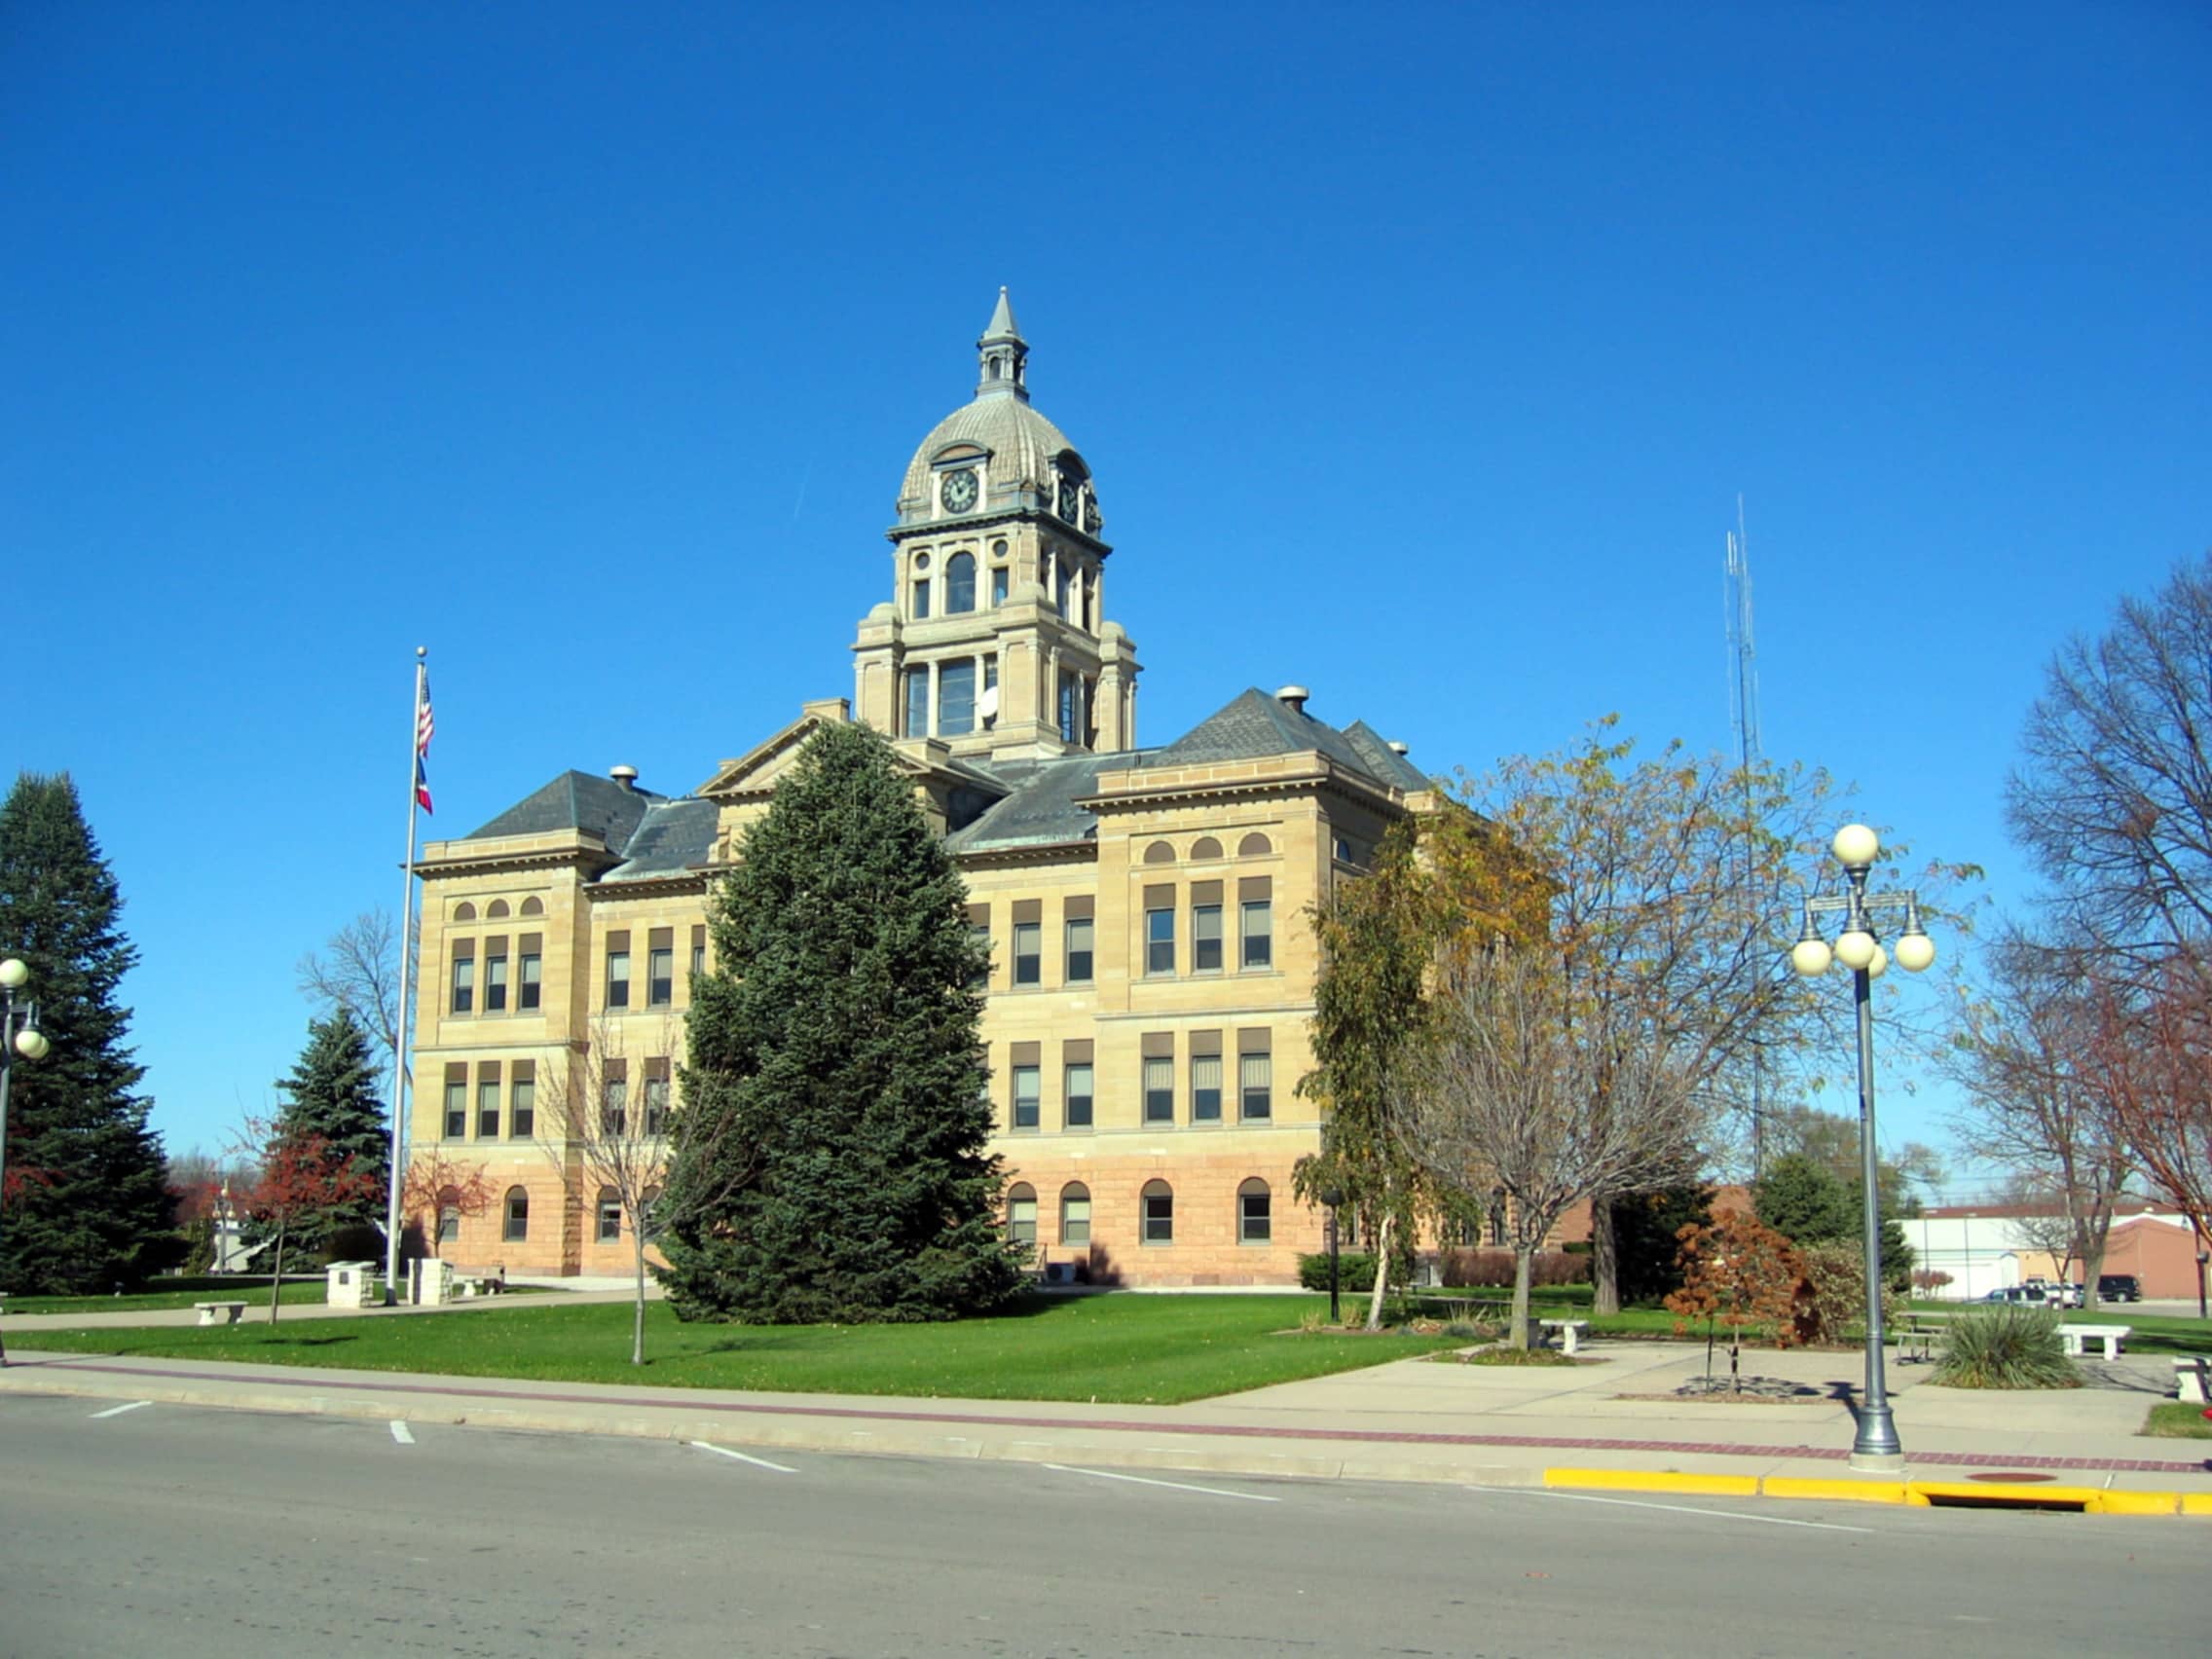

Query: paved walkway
[[4, 1297, 2207, 1510]]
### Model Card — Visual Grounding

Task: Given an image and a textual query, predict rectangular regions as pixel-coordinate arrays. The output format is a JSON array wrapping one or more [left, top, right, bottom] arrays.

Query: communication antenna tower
[[1725, 497, 1769, 1175]]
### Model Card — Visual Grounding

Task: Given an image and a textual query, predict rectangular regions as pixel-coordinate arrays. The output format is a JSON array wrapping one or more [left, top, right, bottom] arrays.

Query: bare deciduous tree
[[1407, 944, 1704, 1345], [297, 908, 414, 1074]]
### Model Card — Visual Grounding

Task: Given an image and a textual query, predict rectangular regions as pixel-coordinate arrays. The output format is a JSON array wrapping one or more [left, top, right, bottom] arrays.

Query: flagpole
[[383, 645, 428, 1304]]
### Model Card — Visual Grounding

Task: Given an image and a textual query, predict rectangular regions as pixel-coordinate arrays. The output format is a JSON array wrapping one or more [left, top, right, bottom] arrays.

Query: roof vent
[[1387, 741, 1410, 756], [609, 764, 640, 791], [1275, 684, 1311, 717]]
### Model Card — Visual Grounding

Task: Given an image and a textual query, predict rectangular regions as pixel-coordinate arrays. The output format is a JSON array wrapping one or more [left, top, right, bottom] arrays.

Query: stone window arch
[[487, 899, 510, 919], [454, 901, 478, 922], [436, 1187, 461, 1244], [520, 897, 544, 917], [1237, 1178, 1272, 1245], [1237, 832, 1272, 858], [1189, 836, 1223, 861], [596, 1186, 622, 1243], [1142, 840, 1176, 866], [502, 1186, 530, 1243], [1007, 1183, 1038, 1246], [1059, 1182, 1091, 1245], [1141, 1179, 1174, 1245], [946, 552, 977, 613]]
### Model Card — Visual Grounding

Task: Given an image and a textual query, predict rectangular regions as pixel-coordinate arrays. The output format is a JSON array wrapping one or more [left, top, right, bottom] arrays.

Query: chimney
[[1274, 684, 1310, 717], [609, 764, 640, 791]]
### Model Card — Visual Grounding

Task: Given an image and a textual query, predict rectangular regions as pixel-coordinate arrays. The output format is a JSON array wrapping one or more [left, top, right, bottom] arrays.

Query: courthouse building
[[409, 293, 1443, 1284]]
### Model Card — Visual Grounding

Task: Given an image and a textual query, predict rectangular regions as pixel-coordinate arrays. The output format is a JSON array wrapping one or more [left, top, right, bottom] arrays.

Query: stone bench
[[2056, 1323, 2130, 1359], [1538, 1317, 1591, 1356], [2173, 1355, 2210, 1405], [194, 1301, 248, 1327]]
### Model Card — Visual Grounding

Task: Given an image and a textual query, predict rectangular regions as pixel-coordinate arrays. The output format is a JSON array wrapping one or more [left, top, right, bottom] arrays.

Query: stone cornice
[[885, 507, 1113, 561]]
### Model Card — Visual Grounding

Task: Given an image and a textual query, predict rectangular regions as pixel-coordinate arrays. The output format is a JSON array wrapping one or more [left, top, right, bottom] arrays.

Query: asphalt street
[[0, 1392, 2200, 1658]]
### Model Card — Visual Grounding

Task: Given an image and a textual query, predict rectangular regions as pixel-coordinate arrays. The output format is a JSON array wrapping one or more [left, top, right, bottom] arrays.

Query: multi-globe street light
[[1789, 825, 1936, 1471], [1, 957, 57, 1366]]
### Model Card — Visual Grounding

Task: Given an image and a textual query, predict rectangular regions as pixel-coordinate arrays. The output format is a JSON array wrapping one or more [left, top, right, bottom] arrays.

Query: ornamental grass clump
[[1932, 1306, 2081, 1389]]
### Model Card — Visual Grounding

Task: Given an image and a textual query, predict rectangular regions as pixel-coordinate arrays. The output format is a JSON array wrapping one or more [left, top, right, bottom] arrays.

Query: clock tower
[[853, 290, 1140, 760]]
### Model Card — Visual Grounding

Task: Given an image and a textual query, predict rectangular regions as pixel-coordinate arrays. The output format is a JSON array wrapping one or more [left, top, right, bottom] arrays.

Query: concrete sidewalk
[[3, 1317, 2206, 1513]]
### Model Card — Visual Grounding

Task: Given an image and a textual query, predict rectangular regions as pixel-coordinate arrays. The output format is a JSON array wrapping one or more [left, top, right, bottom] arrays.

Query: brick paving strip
[[22, 1354, 2209, 1477]]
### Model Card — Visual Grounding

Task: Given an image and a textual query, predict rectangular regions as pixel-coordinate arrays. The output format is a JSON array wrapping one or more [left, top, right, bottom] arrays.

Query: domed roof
[[896, 290, 1091, 520]]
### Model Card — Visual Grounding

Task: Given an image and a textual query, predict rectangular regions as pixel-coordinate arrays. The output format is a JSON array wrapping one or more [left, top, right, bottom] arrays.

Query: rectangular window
[[1064, 1062, 1093, 1128], [1241, 901, 1272, 969], [911, 577, 931, 619], [1058, 671, 1081, 744], [518, 934, 542, 1011], [940, 658, 977, 736], [1145, 906, 1174, 976], [1143, 1055, 1174, 1124], [981, 656, 999, 729], [1240, 1051, 1272, 1122], [647, 954, 673, 1008], [603, 1071, 628, 1138], [477, 1069, 501, 1140], [1191, 1052, 1223, 1123], [1013, 1065, 1041, 1131], [443, 1070, 466, 1139], [449, 948, 474, 1014], [644, 1065, 670, 1136], [690, 924, 707, 985], [1192, 903, 1223, 973], [1009, 1193, 1037, 1246], [503, 1189, 529, 1243], [1061, 1189, 1090, 1245], [437, 1207, 460, 1243], [990, 566, 1009, 607], [510, 1064, 535, 1139], [966, 903, 990, 990], [1143, 1189, 1173, 1244], [605, 935, 631, 1010], [598, 1198, 622, 1243], [904, 667, 930, 738], [1240, 1187, 1272, 1244], [484, 945, 509, 1012], [1064, 915, 1093, 983], [1013, 921, 1041, 986]]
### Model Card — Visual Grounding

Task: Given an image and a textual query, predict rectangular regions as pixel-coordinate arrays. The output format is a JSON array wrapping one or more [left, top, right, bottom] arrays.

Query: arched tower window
[[946, 552, 976, 613]]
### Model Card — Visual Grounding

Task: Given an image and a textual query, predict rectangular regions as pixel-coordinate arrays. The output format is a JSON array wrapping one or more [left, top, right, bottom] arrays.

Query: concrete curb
[[1541, 1466, 2212, 1518]]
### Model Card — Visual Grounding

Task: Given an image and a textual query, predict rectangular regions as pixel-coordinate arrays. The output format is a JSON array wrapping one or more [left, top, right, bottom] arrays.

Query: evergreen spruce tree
[[656, 721, 1027, 1323], [271, 1006, 388, 1254], [0, 772, 178, 1293]]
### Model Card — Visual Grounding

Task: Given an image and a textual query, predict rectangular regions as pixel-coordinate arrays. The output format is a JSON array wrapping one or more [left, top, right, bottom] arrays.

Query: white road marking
[[689, 1440, 796, 1474], [389, 1420, 415, 1445], [1474, 1486, 1874, 1534], [1044, 1463, 1280, 1503], [90, 1400, 151, 1419]]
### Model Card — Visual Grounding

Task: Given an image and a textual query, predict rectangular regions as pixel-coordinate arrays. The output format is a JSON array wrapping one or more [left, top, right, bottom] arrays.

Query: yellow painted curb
[[2087, 1491, 2178, 1517], [2180, 1493, 2212, 1517], [1545, 1468, 1758, 1497], [1905, 1481, 2104, 1508], [1760, 1477, 1908, 1505]]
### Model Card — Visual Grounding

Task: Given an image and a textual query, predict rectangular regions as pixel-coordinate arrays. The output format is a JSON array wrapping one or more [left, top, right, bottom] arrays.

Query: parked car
[[2054, 1282, 2084, 1308], [2097, 1273, 2141, 1303], [1981, 1285, 2048, 1306]]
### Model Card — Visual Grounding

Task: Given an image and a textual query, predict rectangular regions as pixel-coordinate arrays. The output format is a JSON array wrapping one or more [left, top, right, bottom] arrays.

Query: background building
[[406, 294, 1440, 1284]]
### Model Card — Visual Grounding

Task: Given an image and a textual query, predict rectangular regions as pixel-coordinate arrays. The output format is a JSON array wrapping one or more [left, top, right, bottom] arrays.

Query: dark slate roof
[[599, 798, 720, 883], [1342, 719, 1431, 793], [945, 751, 1154, 855], [1144, 688, 1408, 793], [466, 770, 663, 848]]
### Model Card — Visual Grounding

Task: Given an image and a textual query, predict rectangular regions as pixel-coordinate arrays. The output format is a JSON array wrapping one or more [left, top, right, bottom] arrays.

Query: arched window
[[946, 552, 977, 613], [1059, 1182, 1091, 1245], [1237, 1178, 1272, 1244], [1237, 832, 1272, 857], [1007, 1183, 1037, 1246], [596, 1186, 622, 1243], [487, 899, 510, 919], [1141, 1179, 1174, 1245], [520, 897, 544, 917], [436, 1187, 461, 1244], [1190, 836, 1223, 862], [1142, 840, 1176, 866], [502, 1186, 530, 1242], [454, 902, 478, 922]]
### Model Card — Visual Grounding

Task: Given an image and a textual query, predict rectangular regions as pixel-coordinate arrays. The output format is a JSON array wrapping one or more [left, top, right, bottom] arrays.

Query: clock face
[[940, 469, 978, 514]]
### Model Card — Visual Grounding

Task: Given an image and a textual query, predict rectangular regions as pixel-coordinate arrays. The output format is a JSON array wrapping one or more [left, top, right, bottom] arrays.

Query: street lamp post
[[1789, 825, 1936, 1472], [1, 958, 56, 1367]]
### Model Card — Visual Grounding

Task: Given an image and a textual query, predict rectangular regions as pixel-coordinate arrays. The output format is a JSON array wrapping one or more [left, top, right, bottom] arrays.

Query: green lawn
[[1, 1277, 334, 1315], [2140, 1401, 2212, 1439], [0, 1292, 1467, 1404]]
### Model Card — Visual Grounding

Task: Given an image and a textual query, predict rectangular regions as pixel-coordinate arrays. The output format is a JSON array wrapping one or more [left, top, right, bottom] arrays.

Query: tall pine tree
[[0, 773, 178, 1292], [656, 720, 1027, 1323], [271, 1006, 388, 1253]]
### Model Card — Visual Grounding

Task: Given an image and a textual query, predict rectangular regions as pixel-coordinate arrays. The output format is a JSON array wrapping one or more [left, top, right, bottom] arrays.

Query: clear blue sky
[[5, 4, 2205, 1193]]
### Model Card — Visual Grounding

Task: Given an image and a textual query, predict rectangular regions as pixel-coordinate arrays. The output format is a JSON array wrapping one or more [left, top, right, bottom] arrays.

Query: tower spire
[[977, 286, 1028, 401]]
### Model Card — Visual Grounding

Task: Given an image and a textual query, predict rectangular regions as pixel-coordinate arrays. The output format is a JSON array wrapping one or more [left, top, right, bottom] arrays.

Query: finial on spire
[[977, 287, 1028, 401]]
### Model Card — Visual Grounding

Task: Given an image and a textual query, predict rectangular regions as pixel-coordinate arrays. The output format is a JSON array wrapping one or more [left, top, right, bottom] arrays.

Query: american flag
[[415, 675, 435, 815]]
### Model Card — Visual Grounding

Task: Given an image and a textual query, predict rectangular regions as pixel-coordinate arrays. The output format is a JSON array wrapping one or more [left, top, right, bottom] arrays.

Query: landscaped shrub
[[1433, 1249, 1590, 1288], [1794, 1241, 1904, 1346], [1298, 1251, 1377, 1293], [1933, 1307, 2081, 1389]]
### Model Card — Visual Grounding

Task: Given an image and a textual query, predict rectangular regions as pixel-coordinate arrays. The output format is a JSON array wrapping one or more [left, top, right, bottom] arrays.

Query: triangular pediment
[[696, 701, 851, 801]]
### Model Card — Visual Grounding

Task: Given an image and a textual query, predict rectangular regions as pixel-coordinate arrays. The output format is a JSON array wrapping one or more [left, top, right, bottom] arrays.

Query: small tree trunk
[[1365, 1210, 1395, 1332], [1591, 1199, 1620, 1316], [1510, 1245, 1534, 1348], [269, 1227, 286, 1326], [632, 1226, 648, 1367]]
